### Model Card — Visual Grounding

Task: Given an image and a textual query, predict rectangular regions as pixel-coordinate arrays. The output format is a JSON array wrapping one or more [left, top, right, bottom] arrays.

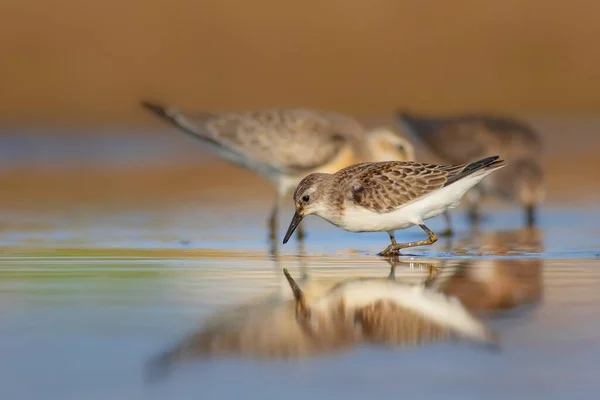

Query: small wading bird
[[397, 111, 544, 235], [283, 156, 505, 256], [141, 102, 414, 241]]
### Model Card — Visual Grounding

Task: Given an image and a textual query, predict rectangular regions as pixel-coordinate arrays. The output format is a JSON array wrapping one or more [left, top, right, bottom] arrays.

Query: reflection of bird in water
[[397, 111, 545, 235], [439, 258, 543, 316], [433, 227, 544, 316], [282, 268, 496, 347], [141, 102, 415, 244], [146, 263, 496, 381], [455, 226, 544, 256]]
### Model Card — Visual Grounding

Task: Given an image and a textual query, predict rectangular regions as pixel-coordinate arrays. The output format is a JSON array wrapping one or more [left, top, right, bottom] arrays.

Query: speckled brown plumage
[[143, 103, 366, 175], [328, 156, 504, 213]]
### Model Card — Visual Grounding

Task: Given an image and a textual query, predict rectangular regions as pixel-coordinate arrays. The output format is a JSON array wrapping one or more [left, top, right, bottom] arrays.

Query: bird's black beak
[[283, 211, 304, 244], [525, 204, 536, 227]]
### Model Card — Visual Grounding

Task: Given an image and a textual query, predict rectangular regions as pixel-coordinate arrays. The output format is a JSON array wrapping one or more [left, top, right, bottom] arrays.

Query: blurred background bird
[[397, 111, 544, 235], [142, 102, 415, 242]]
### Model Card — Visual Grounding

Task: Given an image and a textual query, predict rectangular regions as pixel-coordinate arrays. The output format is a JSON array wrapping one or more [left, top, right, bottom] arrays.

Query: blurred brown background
[[0, 0, 598, 213], [1, 0, 599, 126]]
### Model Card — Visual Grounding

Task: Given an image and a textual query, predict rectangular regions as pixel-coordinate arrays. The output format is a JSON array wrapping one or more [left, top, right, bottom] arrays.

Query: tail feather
[[461, 156, 499, 174], [141, 101, 177, 123], [444, 156, 505, 187], [140, 100, 223, 147]]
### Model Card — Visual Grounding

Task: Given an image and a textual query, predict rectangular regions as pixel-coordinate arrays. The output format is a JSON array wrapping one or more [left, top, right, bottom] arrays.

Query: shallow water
[[1, 204, 600, 400]]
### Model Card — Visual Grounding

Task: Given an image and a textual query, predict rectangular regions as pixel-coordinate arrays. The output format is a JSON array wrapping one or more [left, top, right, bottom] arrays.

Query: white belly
[[330, 172, 492, 233]]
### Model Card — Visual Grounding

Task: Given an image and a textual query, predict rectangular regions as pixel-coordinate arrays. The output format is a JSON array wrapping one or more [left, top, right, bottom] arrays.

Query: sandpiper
[[397, 111, 544, 234], [283, 156, 506, 256], [141, 102, 415, 240]]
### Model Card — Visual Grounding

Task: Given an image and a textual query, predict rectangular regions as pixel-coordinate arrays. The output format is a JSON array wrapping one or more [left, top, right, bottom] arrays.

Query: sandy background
[[1, 0, 600, 126]]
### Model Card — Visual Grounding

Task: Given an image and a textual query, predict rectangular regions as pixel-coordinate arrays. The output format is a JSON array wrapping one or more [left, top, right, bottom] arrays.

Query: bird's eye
[[302, 195, 310, 202]]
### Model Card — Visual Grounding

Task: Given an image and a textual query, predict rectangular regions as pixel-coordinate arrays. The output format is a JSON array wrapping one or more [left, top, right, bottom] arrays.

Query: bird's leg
[[378, 232, 399, 257], [467, 202, 481, 224], [387, 263, 396, 280], [423, 264, 440, 287], [466, 187, 485, 225], [383, 255, 399, 280], [440, 211, 454, 237], [378, 225, 438, 257], [267, 200, 279, 242], [267, 199, 281, 261], [296, 221, 306, 242], [525, 204, 537, 227]]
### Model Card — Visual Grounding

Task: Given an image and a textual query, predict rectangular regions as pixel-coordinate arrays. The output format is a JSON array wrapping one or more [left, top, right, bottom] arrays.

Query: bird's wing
[[143, 103, 361, 175], [341, 156, 504, 213]]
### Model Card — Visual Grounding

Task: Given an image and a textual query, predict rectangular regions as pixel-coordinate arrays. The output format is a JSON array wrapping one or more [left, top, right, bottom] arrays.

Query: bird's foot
[[378, 245, 401, 257]]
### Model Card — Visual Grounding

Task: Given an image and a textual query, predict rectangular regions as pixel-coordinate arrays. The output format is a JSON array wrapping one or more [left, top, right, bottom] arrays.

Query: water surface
[[1, 205, 599, 400]]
